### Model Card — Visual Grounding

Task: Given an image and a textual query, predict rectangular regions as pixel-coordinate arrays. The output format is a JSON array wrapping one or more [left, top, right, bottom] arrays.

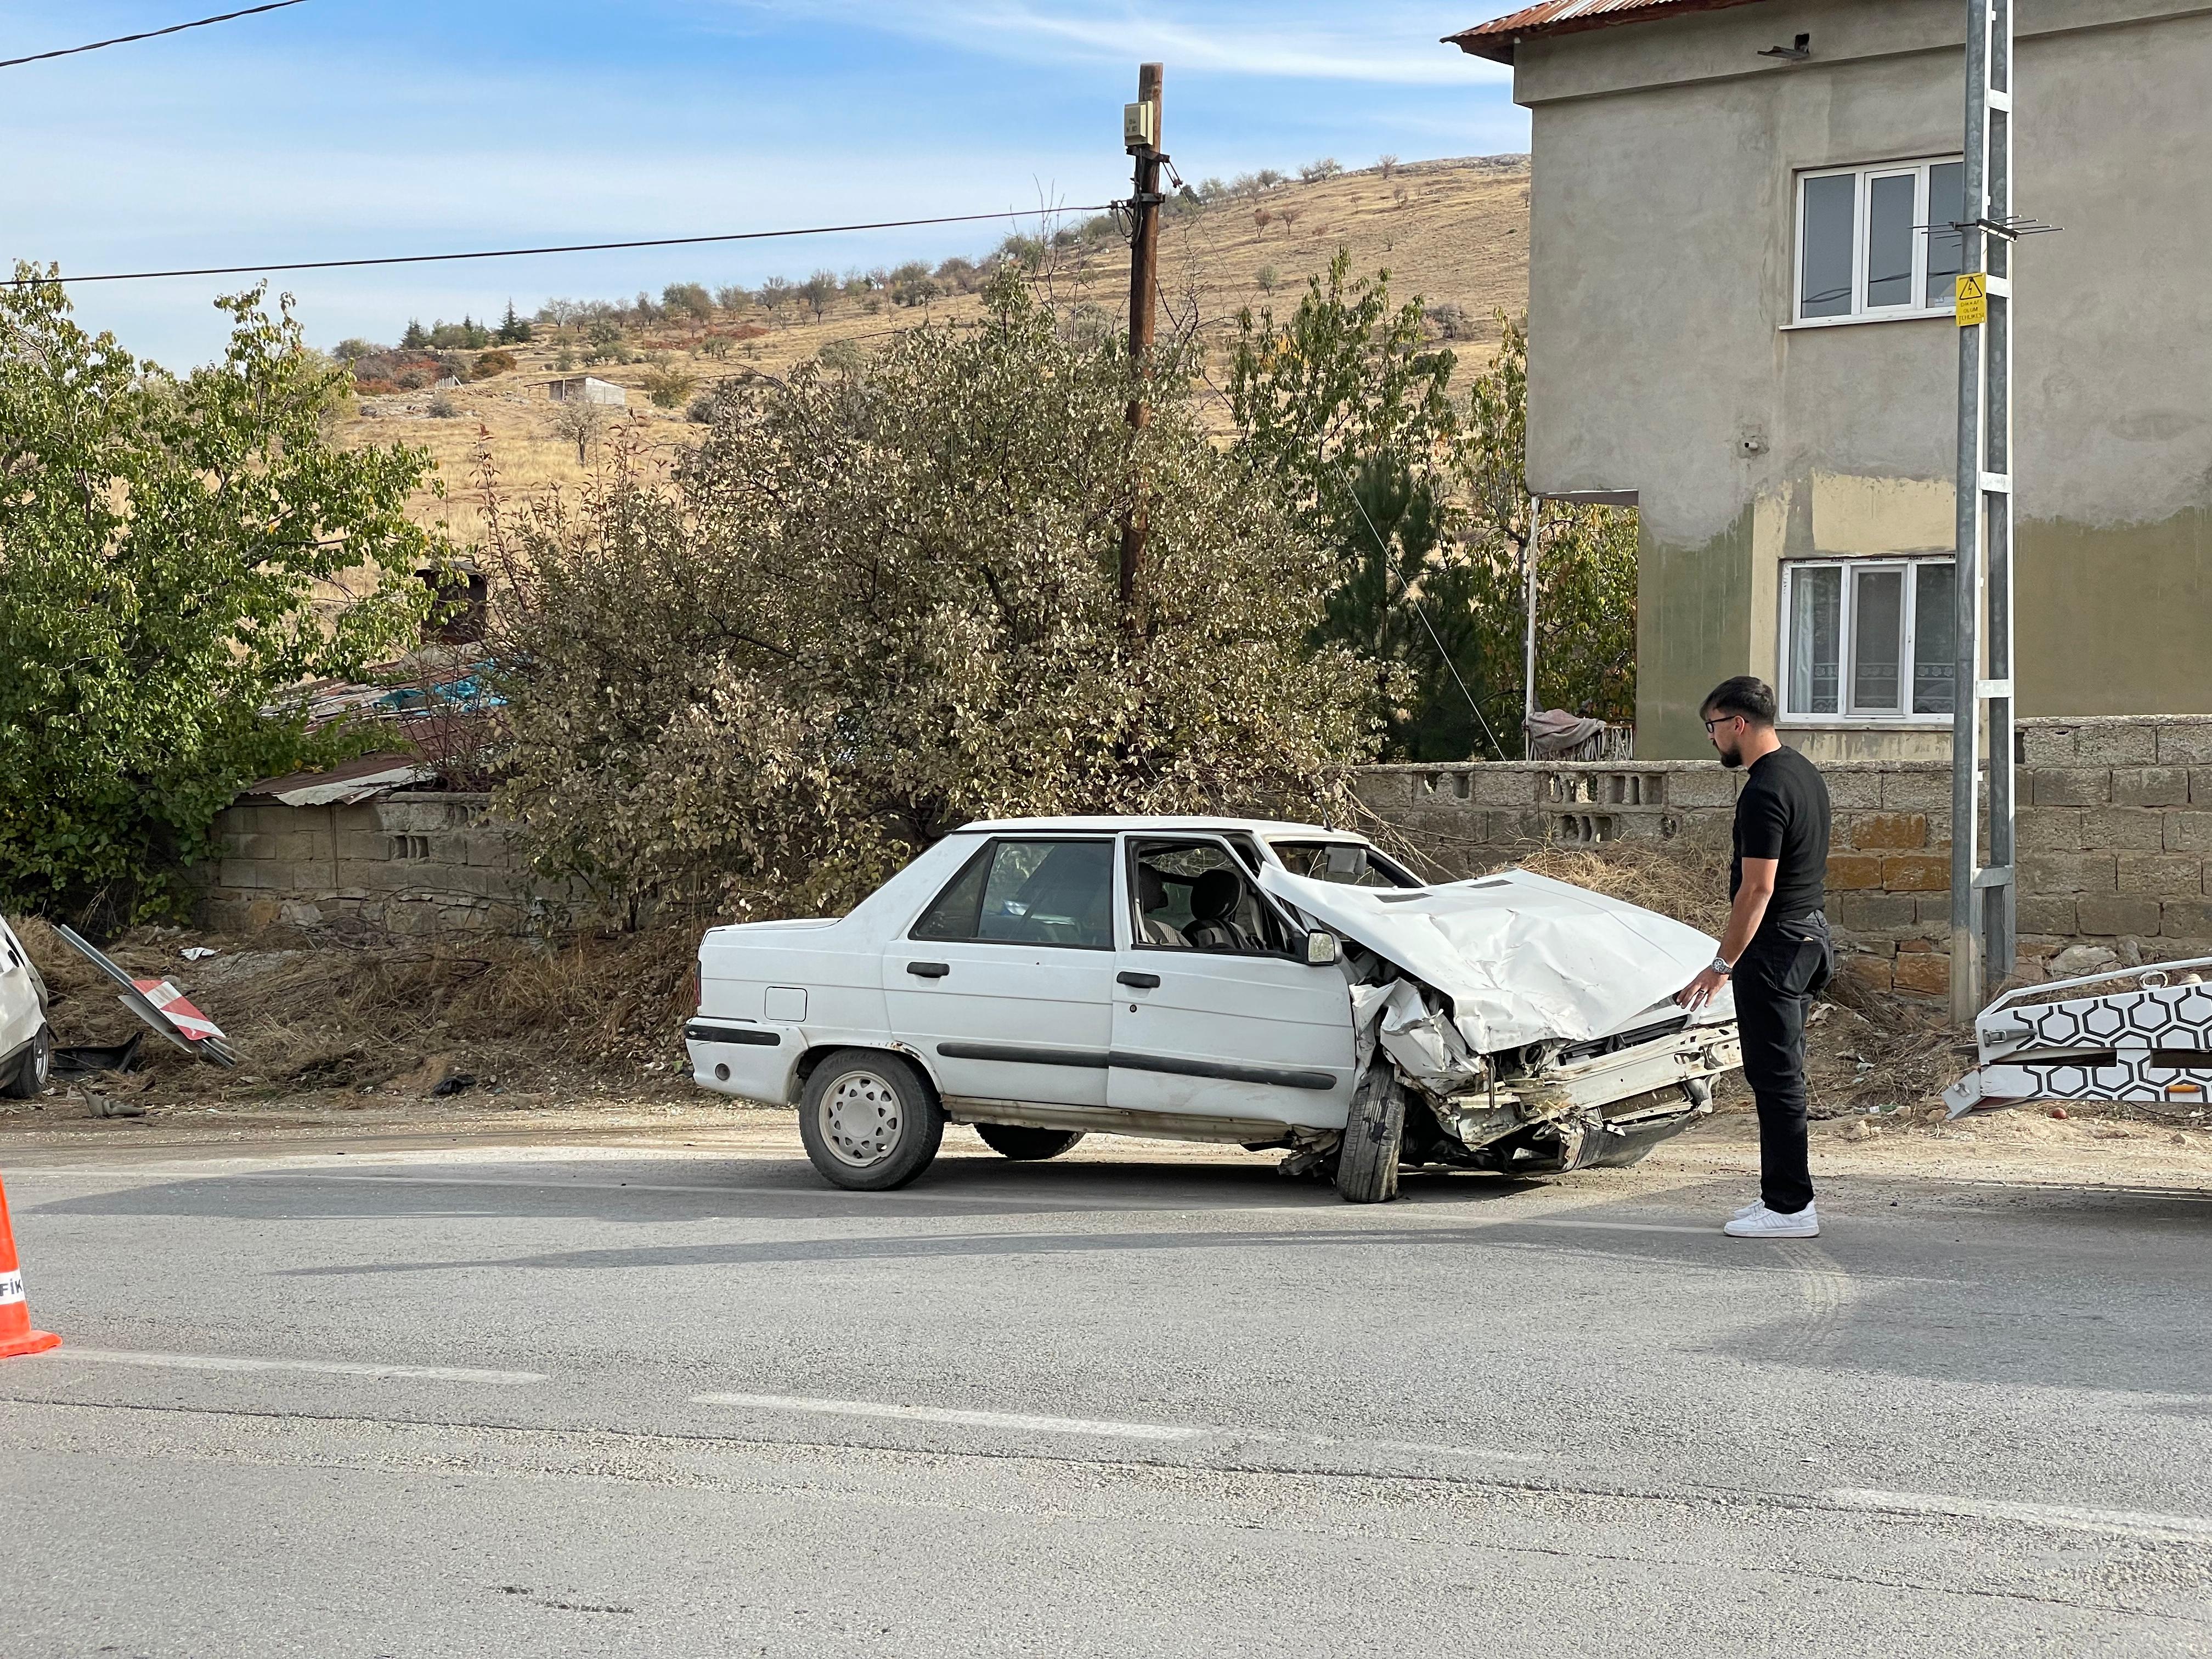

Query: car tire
[[1334, 1059, 1406, 1204], [973, 1124, 1085, 1161], [798, 1051, 944, 1192], [1, 1025, 51, 1100]]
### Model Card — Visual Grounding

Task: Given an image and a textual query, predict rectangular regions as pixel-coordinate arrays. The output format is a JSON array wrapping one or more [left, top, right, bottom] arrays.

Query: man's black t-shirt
[[1731, 745, 1831, 938]]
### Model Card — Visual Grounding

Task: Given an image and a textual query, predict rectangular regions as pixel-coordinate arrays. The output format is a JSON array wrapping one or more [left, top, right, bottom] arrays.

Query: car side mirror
[[1305, 928, 1341, 967]]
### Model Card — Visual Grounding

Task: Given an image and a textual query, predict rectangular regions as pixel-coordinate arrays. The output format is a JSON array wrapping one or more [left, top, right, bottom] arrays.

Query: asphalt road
[[3, 1124, 2210, 1657]]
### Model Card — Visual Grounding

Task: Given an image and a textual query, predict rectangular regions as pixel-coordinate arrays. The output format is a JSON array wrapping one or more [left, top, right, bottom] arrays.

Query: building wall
[[1515, 0, 2212, 759]]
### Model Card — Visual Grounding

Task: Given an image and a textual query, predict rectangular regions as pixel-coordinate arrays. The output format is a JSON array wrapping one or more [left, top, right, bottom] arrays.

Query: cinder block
[[1352, 772, 1414, 809], [1882, 854, 1950, 892], [2193, 770, 2212, 806], [215, 859, 276, 891], [1842, 953, 1895, 993], [1881, 771, 1953, 811], [2020, 725, 2077, 765], [1820, 770, 1884, 810], [2017, 896, 2079, 935], [2022, 853, 2118, 895], [1467, 769, 1539, 806], [1893, 951, 1951, 996], [1849, 812, 1928, 850], [2079, 808, 2169, 852], [2017, 810, 2084, 853], [2163, 899, 2212, 939], [2076, 895, 2165, 938], [2116, 852, 2204, 896], [459, 830, 517, 869], [2113, 768, 2191, 809], [1827, 853, 1885, 891], [2071, 720, 2159, 765], [2166, 812, 2212, 854], [1668, 771, 1740, 809], [2156, 724, 2212, 766], [1838, 891, 1916, 932], [2033, 769, 2109, 808], [375, 799, 462, 834]]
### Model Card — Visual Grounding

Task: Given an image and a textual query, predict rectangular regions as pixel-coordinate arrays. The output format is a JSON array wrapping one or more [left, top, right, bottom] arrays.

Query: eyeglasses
[[1702, 715, 1740, 733]]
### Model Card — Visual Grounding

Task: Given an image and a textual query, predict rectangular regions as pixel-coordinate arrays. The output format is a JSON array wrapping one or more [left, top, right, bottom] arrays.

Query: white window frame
[[1778, 557, 1957, 727], [1790, 157, 1965, 328]]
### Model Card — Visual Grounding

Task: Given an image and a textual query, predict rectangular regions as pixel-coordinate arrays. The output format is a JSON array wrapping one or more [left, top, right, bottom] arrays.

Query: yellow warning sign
[[1955, 273, 1988, 327]]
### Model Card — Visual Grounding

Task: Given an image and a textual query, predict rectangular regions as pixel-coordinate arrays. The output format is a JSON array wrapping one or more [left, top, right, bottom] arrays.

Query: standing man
[[1675, 676, 1835, 1239]]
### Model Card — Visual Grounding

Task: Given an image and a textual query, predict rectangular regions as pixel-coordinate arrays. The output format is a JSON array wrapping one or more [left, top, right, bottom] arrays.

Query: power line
[[3, 205, 1119, 288], [0, 1, 308, 71]]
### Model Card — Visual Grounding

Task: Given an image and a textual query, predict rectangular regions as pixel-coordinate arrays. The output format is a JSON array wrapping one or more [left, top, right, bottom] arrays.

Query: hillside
[[339, 155, 1532, 540]]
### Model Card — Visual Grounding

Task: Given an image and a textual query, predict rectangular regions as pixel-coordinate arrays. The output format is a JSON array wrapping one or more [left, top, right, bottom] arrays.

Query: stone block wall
[[1355, 715, 2212, 996], [200, 792, 545, 937]]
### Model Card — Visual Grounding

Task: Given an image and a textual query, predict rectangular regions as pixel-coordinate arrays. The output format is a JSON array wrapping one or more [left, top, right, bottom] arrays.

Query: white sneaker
[[1723, 1201, 1820, 1239], [1733, 1199, 1764, 1220]]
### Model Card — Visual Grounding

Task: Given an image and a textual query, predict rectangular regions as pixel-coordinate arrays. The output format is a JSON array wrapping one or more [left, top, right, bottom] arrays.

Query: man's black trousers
[[1733, 918, 1834, 1217]]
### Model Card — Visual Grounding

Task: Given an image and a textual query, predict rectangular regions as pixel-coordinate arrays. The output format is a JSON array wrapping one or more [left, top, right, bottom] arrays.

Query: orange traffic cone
[[0, 1172, 60, 1358]]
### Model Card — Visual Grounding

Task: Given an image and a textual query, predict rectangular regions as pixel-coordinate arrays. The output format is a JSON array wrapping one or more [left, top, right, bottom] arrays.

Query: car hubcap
[[819, 1071, 902, 1167]]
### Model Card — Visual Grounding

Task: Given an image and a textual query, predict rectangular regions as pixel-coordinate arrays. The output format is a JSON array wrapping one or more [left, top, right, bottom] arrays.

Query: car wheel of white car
[[799, 1052, 945, 1191], [1, 1025, 50, 1101], [973, 1124, 1085, 1161], [1334, 1059, 1406, 1204]]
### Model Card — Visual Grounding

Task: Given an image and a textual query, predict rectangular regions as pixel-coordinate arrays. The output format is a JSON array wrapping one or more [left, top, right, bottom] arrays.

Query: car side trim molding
[[685, 1022, 782, 1047], [938, 1039, 1335, 1092], [1109, 1051, 1338, 1091], [936, 1041, 1110, 1070]]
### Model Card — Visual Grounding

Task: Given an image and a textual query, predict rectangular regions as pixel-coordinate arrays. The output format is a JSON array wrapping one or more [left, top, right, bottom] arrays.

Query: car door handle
[[906, 961, 951, 978], [1116, 971, 1161, 990]]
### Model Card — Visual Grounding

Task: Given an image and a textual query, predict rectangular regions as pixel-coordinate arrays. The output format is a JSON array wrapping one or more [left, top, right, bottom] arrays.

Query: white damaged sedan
[[686, 817, 1742, 1202]]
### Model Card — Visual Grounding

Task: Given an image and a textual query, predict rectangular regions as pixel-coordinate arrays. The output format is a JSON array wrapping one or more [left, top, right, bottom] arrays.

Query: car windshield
[[1267, 840, 1419, 889]]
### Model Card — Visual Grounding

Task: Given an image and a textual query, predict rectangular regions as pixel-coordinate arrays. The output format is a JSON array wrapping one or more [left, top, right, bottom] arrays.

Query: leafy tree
[[400, 318, 429, 348], [551, 395, 606, 464], [1452, 313, 1637, 729], [0, 272, 443, 923], [756, 276, 794, 322], [495, 300, 533, 343], [662, 283, 713, 324], [639, 358, 699, 409], [482, 276, 1381, 924], [712, 284, 749, 313]]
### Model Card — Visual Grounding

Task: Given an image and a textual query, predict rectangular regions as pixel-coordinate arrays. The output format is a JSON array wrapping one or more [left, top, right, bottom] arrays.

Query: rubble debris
[[52, 1032, 143, 1082]]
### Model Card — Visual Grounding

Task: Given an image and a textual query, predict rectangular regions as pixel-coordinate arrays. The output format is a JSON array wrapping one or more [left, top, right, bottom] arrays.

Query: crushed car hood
[[1260, 866, 1734, 1054]]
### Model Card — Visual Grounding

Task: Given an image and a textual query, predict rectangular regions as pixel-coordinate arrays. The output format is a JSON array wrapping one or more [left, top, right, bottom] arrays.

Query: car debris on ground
[[1945, 955, 2212, 1119]]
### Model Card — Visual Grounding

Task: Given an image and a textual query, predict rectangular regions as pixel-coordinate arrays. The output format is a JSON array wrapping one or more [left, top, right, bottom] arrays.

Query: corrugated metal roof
[[1445, 0, 1775, 64]]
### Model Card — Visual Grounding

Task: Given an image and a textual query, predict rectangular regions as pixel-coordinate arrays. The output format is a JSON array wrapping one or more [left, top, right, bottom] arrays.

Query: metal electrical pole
[[1119, 62, 1165, 625], [1949, 0, 2017, 1022]]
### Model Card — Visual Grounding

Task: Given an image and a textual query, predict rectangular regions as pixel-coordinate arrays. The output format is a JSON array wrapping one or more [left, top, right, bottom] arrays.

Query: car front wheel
[[1, 1026, 50, 1100], [1334, 1059, 1406, 1204], [799, 1051, 945, 1192], [974, 1124, 1085, 1161]]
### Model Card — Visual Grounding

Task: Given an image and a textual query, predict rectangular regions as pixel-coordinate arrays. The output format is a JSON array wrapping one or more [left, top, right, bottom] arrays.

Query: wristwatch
[[1708, 956, 1733, 977]]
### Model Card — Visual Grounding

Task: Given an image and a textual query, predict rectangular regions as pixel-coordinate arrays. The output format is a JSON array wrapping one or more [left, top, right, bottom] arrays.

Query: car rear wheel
[[2, 1026, 50, 1100], [799, 1051, 944, 1191], [973, 1124, 1085, 1161], [1334, 1059, 1406, 1204]]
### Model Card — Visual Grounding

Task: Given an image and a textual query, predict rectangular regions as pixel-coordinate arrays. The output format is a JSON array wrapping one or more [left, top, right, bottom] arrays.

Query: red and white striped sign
[[132, 980, 227, 1043]]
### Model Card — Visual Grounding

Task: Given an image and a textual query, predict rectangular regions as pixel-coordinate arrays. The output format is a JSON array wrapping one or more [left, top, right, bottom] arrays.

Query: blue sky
[[2, 2, 1522, 367]]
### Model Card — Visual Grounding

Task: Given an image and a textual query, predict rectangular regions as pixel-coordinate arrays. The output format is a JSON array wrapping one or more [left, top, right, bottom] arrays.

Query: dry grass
[[340, 156, 1533, 540], [18, 913, 702, 1106]]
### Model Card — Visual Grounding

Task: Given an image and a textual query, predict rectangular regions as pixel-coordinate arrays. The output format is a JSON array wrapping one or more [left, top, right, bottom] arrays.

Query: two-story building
[[1448, 0, 2211, 760]]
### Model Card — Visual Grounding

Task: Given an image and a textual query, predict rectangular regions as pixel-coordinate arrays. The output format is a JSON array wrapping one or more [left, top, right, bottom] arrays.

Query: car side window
[[1130, 840, 1296, 955], [911, 839, 1114, 950]]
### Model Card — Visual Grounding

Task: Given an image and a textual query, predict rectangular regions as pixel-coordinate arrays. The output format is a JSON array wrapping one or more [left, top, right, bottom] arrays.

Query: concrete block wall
[[201, 792, 545, 937], [1356, 715, 2212, 996]]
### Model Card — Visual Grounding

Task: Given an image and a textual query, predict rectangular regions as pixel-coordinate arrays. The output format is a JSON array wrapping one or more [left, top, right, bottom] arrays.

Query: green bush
[[0, 271, 443, 924]]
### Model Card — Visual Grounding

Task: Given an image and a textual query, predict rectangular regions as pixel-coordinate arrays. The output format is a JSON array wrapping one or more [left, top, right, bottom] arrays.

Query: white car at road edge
[[685, 817, 1743, 1203]]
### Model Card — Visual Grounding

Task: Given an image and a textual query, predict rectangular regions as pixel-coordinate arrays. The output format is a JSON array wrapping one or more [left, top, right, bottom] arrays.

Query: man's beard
[[1718, 747, 1745, 770]]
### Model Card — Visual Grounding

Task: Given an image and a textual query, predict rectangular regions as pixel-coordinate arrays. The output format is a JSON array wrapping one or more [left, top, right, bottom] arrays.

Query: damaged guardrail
[[1944, 955, 2212, 1119]]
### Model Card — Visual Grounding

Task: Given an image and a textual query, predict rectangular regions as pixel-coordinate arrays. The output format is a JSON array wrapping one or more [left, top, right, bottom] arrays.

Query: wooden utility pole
[[1119, 62, 1164, 623]]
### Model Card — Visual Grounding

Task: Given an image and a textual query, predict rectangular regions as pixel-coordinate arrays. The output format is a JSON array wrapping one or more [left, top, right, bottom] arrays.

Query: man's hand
[[1677, 966, 1730, 1011]]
